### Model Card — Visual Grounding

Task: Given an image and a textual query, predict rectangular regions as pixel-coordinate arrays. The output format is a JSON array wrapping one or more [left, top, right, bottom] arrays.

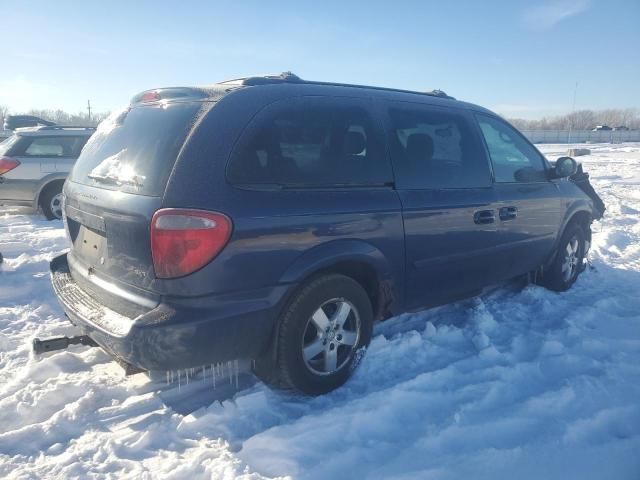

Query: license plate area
[[74, 225, 107, 265]]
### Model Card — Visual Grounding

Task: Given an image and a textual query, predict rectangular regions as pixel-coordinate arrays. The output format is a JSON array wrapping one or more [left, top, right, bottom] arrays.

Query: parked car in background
[[3, 114, 56, 131], [592, 125, 612, 131], [0, 126, 95, 219], [50, 73, 603, 395]]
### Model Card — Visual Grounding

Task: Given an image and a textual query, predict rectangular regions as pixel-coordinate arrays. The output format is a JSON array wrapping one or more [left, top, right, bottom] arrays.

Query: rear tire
[[268, 274, 373, 395], [543, 223, 586, 292], [39, 182, 64, 220]]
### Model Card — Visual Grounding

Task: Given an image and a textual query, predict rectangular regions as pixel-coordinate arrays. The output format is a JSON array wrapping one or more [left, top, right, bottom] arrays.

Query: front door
[[475, 114, 563, 280]]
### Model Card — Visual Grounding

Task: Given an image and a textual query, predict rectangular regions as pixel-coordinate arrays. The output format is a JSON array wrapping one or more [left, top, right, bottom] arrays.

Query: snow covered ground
[[1, 143, 639, 479]]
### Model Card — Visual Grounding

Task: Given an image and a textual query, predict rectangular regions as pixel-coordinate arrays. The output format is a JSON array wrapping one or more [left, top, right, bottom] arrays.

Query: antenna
[[567, 81, 578, 148]]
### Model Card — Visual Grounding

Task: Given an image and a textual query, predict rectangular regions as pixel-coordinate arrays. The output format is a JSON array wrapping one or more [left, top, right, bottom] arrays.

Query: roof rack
[[32, 125, 96, 131], [219, 72, 455, 100], [219, 71, 302, 86]]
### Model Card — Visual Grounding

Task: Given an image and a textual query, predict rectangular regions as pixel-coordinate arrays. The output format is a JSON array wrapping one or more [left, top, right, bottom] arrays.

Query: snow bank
[[1, 144, 639, 479]]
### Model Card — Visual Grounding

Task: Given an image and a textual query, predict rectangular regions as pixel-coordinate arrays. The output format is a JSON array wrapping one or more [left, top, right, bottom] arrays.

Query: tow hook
[[32, 335, 98, 355]]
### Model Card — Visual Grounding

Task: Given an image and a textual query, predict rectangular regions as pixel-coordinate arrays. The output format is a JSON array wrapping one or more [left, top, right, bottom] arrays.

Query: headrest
[[406, 133, 434, 163], [251, 124, 283, 158], [343, 131, 366, 155]]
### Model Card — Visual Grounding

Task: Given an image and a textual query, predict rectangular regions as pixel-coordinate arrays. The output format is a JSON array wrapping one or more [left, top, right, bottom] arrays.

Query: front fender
[[559, 198, 593, 239]]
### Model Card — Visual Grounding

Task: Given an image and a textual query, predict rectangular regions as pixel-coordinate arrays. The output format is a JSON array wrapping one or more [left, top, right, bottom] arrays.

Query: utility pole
[[567, 82, 578, 148], [87, 99, 92, 123]]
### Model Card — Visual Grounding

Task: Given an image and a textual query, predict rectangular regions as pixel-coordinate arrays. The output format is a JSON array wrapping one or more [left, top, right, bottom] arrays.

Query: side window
[[228, 101, 390, 187], [23, 136, 84, 158], [476, 115, 547, 183], [387, 105, 491, 189]]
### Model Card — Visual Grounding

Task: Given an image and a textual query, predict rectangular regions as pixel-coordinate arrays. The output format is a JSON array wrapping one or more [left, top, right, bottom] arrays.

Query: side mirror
[[554, 156, 578, 178]]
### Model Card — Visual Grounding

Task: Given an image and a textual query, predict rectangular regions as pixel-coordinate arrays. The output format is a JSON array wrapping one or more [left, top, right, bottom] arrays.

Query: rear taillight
[[150, 209, 232, 279], [141, 91, 161, 102], [0, 156, 20, 175]]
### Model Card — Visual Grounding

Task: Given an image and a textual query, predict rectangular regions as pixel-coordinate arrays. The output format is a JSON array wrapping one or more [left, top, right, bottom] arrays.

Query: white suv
[[0, 126, 94, 219]]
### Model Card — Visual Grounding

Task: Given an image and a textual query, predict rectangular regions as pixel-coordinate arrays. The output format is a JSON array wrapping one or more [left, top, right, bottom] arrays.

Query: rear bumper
[[50, 253, 288, 371], [0, 178, 38, 205], [0, 199, 34, 208]]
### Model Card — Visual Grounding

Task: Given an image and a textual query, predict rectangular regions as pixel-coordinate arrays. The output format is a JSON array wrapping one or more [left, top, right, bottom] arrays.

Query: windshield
[[69, 101, 207, 196]]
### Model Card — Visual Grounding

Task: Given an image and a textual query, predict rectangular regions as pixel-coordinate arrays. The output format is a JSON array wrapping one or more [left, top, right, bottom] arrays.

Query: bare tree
[[1, 105, 110, 128], [507, 108, 640, 130], [25, 108, 109, 127]]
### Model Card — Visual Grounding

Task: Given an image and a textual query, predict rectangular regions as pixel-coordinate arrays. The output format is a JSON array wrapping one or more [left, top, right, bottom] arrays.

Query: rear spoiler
[[571, 164, 605, 220]]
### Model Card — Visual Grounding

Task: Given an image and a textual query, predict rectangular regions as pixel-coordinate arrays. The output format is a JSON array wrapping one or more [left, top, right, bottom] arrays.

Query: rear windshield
[[0, 134, 19, 154], [69, 101, 206, 196]]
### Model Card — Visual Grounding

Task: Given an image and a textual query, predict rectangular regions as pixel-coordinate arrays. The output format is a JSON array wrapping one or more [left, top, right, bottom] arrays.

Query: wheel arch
[[544, 204, 593, 270], [254, 239, 400, 381], [561, 205, 593, 244], [567, 210, 592, 240], [279, 239, 400, 321], [34, 175, 67, 209]]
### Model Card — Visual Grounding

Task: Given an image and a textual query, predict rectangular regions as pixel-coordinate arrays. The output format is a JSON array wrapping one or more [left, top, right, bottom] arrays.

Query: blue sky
[[1, 0, 638, 119]]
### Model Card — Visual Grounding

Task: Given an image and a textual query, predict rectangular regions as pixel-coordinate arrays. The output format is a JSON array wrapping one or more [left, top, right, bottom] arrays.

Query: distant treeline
[[2, 104, 639, 132], [507, 108, 640, 131], [0, 105, 109, 128]]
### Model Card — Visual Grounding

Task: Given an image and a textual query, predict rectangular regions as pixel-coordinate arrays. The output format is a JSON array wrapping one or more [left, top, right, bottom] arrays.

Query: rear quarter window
[[69, 101, 206, 196], [20, 136, 88, 157], [227, 97, 392, 188]]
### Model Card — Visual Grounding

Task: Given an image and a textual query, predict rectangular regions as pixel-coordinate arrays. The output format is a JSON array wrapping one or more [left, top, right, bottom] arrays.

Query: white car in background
[[0, 126, 95, 219]]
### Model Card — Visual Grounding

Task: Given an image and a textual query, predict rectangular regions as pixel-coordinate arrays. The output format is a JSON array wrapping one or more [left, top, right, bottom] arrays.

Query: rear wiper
[[87, 173, 119, 185], [87, 173, 144, 187]]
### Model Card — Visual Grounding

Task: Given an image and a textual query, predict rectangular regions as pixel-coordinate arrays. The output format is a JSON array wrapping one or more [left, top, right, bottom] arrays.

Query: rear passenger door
[[225, 96, 405, 311], [475, 114, 563, 279], [383, 102, 501, 309]]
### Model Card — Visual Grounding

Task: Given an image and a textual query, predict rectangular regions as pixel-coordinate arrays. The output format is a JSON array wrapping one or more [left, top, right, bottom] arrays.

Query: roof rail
[[34, 125, 96, 131], [219, 71, 302, 86], [219, 72, 455, 100], [427, 89, 454, 99]]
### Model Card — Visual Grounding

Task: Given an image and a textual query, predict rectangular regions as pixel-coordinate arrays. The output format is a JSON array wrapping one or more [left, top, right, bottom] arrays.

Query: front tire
[[273, 274, 373, 395], [543, 223, 586, 291], [39, 183, 64, 220]]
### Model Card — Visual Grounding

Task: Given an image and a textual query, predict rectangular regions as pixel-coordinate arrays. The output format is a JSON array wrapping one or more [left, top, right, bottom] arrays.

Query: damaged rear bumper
[[50, 253, 286, 371]]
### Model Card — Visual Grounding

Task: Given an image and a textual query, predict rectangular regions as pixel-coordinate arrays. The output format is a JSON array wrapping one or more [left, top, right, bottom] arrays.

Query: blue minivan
[[50, 73, 601, 394]]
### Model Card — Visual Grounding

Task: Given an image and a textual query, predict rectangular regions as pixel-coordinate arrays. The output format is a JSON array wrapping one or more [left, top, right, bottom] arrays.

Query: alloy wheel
[[561, 236, 580, 282], [301, 298, 360, 376], [50, 193, 64, 219]]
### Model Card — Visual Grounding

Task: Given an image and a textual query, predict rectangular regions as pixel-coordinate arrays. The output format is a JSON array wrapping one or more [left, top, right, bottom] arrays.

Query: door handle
[[473, 210, 495, 224], [499, 206, 518, 221]]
